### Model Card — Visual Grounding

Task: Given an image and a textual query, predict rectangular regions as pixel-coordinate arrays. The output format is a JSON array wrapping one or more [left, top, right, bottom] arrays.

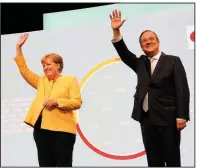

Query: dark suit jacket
[[113, 39, 190, 126]]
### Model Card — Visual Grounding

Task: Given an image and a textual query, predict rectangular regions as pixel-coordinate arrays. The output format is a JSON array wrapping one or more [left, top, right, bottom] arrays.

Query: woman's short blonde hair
[[41, 53, 64, 73]]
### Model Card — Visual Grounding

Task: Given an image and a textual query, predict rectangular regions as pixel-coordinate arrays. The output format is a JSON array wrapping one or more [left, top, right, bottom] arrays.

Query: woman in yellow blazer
[[14, 33, 82, 167]]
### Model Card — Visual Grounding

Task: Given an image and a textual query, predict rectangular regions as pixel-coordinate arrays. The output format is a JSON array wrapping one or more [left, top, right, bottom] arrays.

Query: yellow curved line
[[74, 57, 121, 123]]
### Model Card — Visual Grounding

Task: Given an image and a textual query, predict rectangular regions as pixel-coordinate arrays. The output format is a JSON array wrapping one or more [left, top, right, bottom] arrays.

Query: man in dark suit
[[109, 9, 190, 167]]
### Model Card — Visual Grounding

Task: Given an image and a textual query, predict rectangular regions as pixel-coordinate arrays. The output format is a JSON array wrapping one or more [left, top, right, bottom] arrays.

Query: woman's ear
[[57, 63, 60, 71]]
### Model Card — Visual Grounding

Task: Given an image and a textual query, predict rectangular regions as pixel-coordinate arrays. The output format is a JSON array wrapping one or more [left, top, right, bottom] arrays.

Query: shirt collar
[[147, 51, 161, 60]]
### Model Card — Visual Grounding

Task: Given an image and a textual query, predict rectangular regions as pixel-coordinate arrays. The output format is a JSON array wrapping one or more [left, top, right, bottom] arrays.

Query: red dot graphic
[[190, 31, 195, 42]]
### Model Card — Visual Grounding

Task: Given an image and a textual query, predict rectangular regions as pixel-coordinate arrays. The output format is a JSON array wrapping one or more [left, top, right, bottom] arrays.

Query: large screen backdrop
[[1, 4, 194, 166]]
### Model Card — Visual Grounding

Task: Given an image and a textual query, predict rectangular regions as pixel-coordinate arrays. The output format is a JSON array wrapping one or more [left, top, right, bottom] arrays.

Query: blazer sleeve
[[112, 38, 138, 72], [173, 57, 190, 121], [57, 76, 82, 111], [14, 55, 39, 89]]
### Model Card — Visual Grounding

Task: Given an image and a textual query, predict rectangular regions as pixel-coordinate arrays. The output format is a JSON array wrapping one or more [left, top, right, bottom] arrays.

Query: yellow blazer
[[14, 55, 82, 134]]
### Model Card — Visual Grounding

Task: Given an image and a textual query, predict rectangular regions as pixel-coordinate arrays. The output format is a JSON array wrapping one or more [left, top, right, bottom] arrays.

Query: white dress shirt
[[142, 52, 161, 112]]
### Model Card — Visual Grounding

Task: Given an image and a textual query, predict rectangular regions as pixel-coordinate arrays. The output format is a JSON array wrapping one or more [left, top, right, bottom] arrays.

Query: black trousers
[[140, 112, 181, 167], [33, 116, 76, 167]]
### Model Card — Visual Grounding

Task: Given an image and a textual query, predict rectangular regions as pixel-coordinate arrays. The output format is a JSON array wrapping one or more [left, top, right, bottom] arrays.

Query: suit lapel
[[142, 55, 151, 77], [151, 52, 166, 79]]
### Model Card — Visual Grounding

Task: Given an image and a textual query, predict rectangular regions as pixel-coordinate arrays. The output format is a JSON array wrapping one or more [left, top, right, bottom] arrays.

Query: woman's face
[[42, 57, 60, 80]]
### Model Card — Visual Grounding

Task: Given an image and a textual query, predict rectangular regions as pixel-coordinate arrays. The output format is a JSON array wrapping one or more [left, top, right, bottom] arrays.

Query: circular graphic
[[190, 31, 195, 42], [75, 57, 146, 160]]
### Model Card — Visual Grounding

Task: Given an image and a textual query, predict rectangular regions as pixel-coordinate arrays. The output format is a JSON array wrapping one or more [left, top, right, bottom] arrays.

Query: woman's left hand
[[43, 99, 58, 110]]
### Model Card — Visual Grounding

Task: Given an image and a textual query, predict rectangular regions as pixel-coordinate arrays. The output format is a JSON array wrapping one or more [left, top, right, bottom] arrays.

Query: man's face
[[140, 31, 160, 57]]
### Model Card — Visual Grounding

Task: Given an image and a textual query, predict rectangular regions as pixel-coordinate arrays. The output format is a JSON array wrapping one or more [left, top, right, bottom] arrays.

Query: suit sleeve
[[112, 38, 138, 72], [57, 76, 82, 111], [14, 55, 39, 89], [173, 57, 190, 121]]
